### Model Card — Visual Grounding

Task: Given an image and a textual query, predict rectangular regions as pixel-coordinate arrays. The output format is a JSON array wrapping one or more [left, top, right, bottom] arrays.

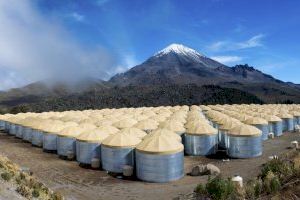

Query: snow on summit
[[154, 44, 205, 61]]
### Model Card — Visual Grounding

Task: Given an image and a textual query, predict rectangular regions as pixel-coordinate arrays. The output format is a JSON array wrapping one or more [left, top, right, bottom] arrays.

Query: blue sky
[[0, 0, 299, 90]]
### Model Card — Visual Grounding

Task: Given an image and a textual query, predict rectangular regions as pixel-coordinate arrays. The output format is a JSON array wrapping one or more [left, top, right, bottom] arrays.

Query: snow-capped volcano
[[154, 43, 206, 63]]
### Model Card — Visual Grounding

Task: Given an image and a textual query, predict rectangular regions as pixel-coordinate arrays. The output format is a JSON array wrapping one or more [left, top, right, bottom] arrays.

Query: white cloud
[[208, 34, 265, 51], [0, 0, 115, 90], [211, 56, 243, 64], [70, 12, 85, 22], [236, 34, 264, 49]]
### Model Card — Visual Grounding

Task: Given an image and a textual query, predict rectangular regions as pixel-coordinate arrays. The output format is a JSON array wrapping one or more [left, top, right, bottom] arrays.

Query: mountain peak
[[154, 43, 205, 60]]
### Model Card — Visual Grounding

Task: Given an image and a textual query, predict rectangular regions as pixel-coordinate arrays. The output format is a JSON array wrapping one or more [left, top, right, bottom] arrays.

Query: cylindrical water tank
[[264, 115, 283, 137], [135, 133, 184, 183], [184, 122, 218, 156], [278, 113, 294, 132], [227, 124, 262, 158], [218, 119, 241, 149], [291, 111, 300, 126], [42, 121, 69, 152], [57, 124, 96, 158], [76, 128, 110, 165], [245, 117, 269, 141], [101, 131, 141, 173]]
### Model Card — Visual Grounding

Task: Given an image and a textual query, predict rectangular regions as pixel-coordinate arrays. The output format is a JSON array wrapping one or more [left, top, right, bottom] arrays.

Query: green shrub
[[205, 176, 235, 200], [16, 185, 31, 198], [245, 179, 263, 199], [194, 183, 207, 195], [263, 171, 281, 194], [261, 159, 292, 180], [32, 188, 40, 198], [1, 172, 12, 181], [50, 192, 64, 200]]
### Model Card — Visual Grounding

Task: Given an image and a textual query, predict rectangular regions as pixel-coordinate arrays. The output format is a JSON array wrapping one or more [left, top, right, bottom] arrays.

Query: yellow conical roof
[[219, 119, 241, 131], [142, 128, 182, 142], [229, 123, 262, 137], [264, 115, 282, 122], [119, 127, 147, 139], [78, 123, 97, 130], [186, 123, 217, 135], [97, 125, 119, 135], [159, 120, 185, 133], [113, 118, 137, 129], [101, 132, 141, 148], [244, 117, 268, 125], [277, 112, 293, 119], [76, 128, 110, 143], [134, 119, 158, 130], [58, 125, 86, 138], [136, 134, 183, 154]]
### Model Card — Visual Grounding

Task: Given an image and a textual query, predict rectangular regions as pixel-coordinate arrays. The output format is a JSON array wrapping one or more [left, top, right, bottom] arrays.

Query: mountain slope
[[109, 44, 284, 86], [1, 43, 300, 113]]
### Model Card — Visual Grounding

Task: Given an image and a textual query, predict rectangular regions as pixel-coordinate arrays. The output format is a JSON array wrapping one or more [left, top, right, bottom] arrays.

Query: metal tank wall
[[76, 141, 101, 165], [184, 134, 217, 156], [57, 136, 76, 157], [31, 130, 43, 147], [22, 127, 33, 142], [218, 130, 227, 149], [227, 135, 262, 158], [15, 125, 23, 138], [268, 122, 283, 136], [0, 120, 5, 130], [135, 150, 184, 183], [4, 122, 10, 133], [294, 117, 300, 126], [8, 123, 17, 135], [282, 118, 294, 132], [254, 124, 269, 140], [101, 145, 135, 173], [43, 133, 58, 151]]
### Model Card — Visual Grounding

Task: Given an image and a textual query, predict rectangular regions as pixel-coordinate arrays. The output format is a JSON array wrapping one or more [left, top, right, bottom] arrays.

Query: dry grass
[[0, 155, 63, 200]]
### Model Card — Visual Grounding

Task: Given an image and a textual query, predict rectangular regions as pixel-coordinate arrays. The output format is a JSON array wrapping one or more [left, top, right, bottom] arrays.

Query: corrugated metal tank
[[218, 119, 241, 149], [134, 119, 158, 133], [278, 113, 294, 132], [57, 123, 96, 158], [291, 111, 300, 126], [135, 133, 184, 183], [101, 131, 141, 173], [265, 115, 283, 137], [22, 127, 33, 142], [245, 117, 269, 141], [42, 121, 68, 151], [227, 124, 262, 158], [184, 122, 218, 156], [75, 128, 110, 165]]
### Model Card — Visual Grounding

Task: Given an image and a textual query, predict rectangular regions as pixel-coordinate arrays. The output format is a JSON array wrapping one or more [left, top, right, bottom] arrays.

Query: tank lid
[[134, 119, 158, 130], [76, 128, 110, 143], [219, 119, 241, 131], [142, 128, 182, 142], [58, 125, 86, 138], [119, 127, 147, 139], [186, 123, 217, 135], [101, 131, 141, 148], [244, 117, 268, 125], [264, 115, 282, 122], [228, 123, 262, 137], [277, 112, 293, 119], [159, 120, 185, 133], [97, 125, 119, 135], [113, 118, 138, 129], [136, 133, 183, 154]]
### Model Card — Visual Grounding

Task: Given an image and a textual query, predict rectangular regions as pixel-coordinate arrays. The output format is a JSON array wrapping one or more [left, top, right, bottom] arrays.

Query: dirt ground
[[0, 131, 298, 200]]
